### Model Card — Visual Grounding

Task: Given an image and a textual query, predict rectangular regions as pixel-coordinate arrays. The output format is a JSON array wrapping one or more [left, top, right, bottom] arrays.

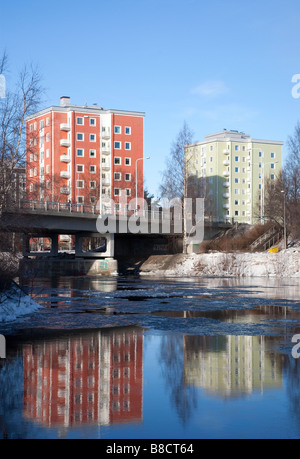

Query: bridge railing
[[6, 199, 181, 221]]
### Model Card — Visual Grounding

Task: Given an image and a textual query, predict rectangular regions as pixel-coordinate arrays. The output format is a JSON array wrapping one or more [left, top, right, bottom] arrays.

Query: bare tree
[[159, 122, 199, 253], [0, 52, 43, 214]]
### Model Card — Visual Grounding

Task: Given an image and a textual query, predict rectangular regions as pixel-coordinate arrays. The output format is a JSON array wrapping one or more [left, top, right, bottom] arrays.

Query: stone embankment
[[139, 250, 300, 278]]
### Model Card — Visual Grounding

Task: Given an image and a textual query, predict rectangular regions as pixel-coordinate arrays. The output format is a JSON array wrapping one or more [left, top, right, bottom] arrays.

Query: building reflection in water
[[183, 335, 283, 398], [22, 327, 143, 429]]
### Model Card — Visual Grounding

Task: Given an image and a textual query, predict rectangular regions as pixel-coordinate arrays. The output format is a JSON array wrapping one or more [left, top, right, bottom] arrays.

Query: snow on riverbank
[[0, 282, 42, 323], [140, 248, 300, 278]]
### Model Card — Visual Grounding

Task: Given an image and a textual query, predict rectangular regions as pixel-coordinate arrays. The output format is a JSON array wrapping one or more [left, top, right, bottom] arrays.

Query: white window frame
[[77, 196, 84, 203], [125, 142, 131, 150], [76, 164, 84, 173], [76, 180, 84, 188], [90, 181, 96, 188], [90, 133, 96, 142], [125, 126, 131, 135], [90, 118, 96, 126], [89, 149, 96, 157], [114, 126, 121, 134], [114, 188, 121, 196], [90, 165, 96, 173], [77, 133, 84, 141], [114, 157, 121, 165], [125, 173, 131, 181], [125, 157, 131, 166], [114, 141, 121, 149], [114, 172, 121, 181]]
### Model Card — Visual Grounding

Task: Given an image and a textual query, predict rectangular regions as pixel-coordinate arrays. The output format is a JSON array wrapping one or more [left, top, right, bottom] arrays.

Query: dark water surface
[[1, 275, 300, 439]]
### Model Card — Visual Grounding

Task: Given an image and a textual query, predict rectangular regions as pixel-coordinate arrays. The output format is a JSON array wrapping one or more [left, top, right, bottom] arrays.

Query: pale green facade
[[185, 130, 283, 224]]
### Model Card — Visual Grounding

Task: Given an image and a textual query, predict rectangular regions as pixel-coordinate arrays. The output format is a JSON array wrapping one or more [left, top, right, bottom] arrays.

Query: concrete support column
[[50, 234, 59, 256]]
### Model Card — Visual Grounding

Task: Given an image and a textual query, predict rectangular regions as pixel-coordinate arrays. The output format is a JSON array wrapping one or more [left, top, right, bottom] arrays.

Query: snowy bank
[[0, 282, 42, 322], [139, 249, 300, 278]]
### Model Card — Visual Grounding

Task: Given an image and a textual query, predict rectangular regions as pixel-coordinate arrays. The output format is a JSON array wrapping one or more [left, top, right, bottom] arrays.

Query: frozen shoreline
[[139, 249, 300, 278], [0, 281, 42, 323]]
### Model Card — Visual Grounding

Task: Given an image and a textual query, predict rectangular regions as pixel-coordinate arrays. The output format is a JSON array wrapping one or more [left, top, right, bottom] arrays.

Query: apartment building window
[[114, 172, 121, 181], [114, 188, 121, 196], [30, 124, 33, 132], [90, 165, 96, 173], [125, 158, 131, 166], [77, 133, 84, 141], [77, 180, 84, 188], [235, 156, 239, 162], [77, 149, 84, 157], [259, 152, 262, 157], [271, 152, 275, 158], [77, 196, 84, 203], [46, 118, 49, 126], [77, 165, 84, 173], [114, 141, 121, 149], [271, 174, 275, 180], [125, 173, 131, 181], [90, 181, 96, 188], [90, 196, 96, 204], [235, 145, 239, 151], [29, 154, 33, 162], [235, 200, 239, 205], [234, 189, 239, 195], [126, 189, 131, 196], [46, 149, 49, 158], [90, 149, 96, 157], [235, 167, 239, 173], [90, 118, 96, 126], [34, 168, 37, 176], [40, 120, 44, 129], [29, 169, 33, 177], [125, 127, 131, 134], [114, 157, 121, 165], [46, 165, 49, 174], [34, 122, 37, 130], [90, 134, 96, 142], [235, 178, 239, 183], [46, 133, 49, 142], [77, 117, 84, 125], [271, 163, 275, 169], [114, 126, 121, 134], [235, 210, 239, 216], [30, 183, 33, 192], [125, 142, 131, 150]]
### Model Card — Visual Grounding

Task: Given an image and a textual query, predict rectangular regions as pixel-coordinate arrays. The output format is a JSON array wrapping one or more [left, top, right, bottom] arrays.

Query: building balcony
[[60, 187, 70, 194], [60, 123, 71, 131], [102, 147, 111, 155], [223, 181, 230, 187], [223, 193, 230, 198], [101, 128, 111, 139], [102, 164, 111, 171], [102, 179, 111, 186], [223, 204, 230, 209], [223, 160, 230, 166], [223, 171, 230, 177], [60, 139, 70, 147], [60, 155, 71, 163], [223, 149, 230, 154], [60, 171, 70, 179]]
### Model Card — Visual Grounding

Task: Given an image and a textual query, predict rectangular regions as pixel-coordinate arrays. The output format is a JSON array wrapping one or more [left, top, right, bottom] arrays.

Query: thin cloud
[[191, 80, 229, 97]]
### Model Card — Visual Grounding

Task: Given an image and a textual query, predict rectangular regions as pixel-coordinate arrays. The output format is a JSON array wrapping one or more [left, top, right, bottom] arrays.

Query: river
[[1, 275, 300, 439]]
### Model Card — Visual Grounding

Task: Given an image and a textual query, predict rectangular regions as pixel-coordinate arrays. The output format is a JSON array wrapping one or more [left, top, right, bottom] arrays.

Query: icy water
[[1, 275, 300, 439]]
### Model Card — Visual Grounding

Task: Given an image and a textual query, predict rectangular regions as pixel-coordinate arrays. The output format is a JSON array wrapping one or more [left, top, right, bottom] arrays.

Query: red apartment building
[[26, 97, 145, 213]]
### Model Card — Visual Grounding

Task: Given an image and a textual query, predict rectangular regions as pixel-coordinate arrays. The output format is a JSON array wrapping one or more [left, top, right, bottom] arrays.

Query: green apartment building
[[185, 130, 283, 224]]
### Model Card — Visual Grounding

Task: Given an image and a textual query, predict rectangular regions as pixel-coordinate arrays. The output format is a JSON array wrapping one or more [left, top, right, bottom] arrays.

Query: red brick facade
[[26, 97, 145, 212]]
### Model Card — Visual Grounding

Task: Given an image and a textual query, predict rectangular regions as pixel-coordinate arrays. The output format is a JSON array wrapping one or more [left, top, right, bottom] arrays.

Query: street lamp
[[281, 190, 287, 249], [135, 156, 150, 212]]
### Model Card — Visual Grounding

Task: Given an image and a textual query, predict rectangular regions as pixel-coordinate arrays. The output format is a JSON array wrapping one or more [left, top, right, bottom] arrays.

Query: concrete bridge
[[1, 200, 233, 275]]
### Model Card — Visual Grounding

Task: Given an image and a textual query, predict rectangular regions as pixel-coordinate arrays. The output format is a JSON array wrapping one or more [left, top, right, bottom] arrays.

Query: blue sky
[[1, 0, 300, 197]]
